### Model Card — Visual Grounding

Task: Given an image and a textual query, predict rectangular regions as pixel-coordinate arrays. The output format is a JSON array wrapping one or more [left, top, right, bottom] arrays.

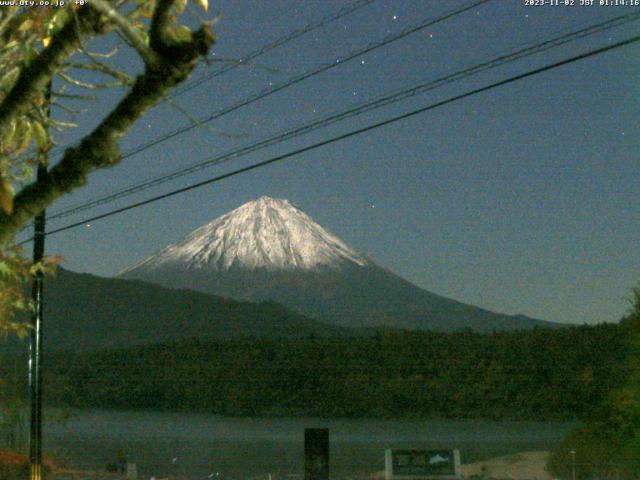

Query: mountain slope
[[122, 196, 367, 273], [121, 196, 561, 332], [1, 268, 346, 353], [123, 261, 556, 331]]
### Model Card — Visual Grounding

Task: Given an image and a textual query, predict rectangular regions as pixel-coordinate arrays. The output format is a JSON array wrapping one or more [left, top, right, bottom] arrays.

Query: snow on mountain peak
[[122, 196, 368, 273]]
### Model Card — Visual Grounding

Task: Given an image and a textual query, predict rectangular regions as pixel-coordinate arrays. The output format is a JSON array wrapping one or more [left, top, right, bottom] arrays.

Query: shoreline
[[460, 451, 551, 480], [46, 451, 552, 480]]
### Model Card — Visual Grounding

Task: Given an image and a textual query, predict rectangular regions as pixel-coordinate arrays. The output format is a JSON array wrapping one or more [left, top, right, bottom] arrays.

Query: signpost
[[385, 449, 461, 480]]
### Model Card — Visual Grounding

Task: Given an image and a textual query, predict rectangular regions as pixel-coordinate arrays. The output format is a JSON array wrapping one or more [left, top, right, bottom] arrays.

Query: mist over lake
[[44, 409, 575, 479]]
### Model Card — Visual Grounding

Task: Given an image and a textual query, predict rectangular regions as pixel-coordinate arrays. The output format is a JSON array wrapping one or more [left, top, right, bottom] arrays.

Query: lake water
[[43, 409, 575, 479]]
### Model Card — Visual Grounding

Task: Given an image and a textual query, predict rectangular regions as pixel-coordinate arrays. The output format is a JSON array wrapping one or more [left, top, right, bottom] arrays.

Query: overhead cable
[[21, 33, 638, 243], [45, 10, 640, 223], [169, 0, 378, 99], [40, 0, 378, 161], [75, 0, 494, 164]]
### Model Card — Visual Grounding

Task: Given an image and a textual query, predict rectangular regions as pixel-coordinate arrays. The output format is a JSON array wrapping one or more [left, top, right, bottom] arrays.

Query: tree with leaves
[[0, 0, 215, 333], [547, 287, 640, 480]]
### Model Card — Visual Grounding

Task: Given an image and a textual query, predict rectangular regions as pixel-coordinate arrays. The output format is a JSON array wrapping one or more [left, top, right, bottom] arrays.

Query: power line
[[168, 0, 378, 99], [24, 33, 639, 243], [45, 10, 640, 223], [68, 0, 494, 164], [44, 0, 493, 220], [39, 0, 377, 162]]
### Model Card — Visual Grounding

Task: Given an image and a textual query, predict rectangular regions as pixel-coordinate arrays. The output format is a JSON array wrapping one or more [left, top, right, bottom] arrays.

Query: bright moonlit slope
[[121, 196, 368, 274]]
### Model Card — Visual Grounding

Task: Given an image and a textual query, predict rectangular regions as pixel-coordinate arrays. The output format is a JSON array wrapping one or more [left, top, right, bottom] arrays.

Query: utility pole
[[29, 83, 50, 480], [29, 169, 45, 480]]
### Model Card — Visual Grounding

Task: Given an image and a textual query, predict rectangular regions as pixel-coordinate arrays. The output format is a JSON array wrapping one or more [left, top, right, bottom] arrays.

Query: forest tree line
[[38, 323, 628, 420]]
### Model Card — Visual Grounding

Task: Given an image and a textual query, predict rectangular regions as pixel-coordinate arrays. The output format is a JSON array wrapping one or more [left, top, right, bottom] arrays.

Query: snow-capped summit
[[121, 196, 368, 274], [119, 197, 558, 332]]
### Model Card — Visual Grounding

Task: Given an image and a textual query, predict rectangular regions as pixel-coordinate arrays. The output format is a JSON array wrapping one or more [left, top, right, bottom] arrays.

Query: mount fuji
[[123, 196, 368, 273], [120, 196, 559, 332]]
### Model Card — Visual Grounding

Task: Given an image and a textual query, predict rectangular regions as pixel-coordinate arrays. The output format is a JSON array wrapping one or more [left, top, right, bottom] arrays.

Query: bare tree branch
[[69, 11, 134, 86], [66, 62, 134, 86], [0, 0, 215, 246], [150, 0, 174, 51], [58, 71, 123, 90], [57, 72, 101, 90], [51, 100, 87, 115], [0, 6, 103, 130], [89, 0, 159, 67], [52, 91, 98, 101], [84, 47, 120, 59], [49, 119, 79, 131], [164, 96, 233, 139]]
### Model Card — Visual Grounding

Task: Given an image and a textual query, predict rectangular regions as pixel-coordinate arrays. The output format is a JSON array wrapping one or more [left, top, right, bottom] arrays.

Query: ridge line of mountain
[[119, 196, 562, 332]]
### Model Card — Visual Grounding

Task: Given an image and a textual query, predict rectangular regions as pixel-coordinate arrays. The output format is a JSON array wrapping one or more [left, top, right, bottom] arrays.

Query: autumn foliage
[[547, 288, 640, 480], [0, 0, 213, 334]]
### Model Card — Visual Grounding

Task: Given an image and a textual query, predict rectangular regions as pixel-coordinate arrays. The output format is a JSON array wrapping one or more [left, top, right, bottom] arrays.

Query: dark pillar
[[304, 428, 329, 480]]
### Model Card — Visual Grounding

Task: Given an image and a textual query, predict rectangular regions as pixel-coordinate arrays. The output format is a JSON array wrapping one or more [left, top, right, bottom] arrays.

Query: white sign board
[[385, 449, 461, 480]]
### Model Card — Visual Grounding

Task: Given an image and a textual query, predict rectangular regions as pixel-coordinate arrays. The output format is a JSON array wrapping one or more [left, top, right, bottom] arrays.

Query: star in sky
[[49, 0, 640, 326]]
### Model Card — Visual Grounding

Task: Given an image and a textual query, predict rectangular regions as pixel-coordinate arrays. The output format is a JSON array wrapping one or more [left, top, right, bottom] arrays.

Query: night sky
[[29, 0, 640, 325]]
